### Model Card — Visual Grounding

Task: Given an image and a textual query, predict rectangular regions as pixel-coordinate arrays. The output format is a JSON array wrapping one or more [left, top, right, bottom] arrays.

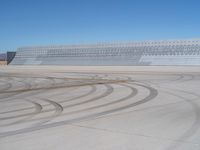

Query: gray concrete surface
[[0, 66, 200, 150]]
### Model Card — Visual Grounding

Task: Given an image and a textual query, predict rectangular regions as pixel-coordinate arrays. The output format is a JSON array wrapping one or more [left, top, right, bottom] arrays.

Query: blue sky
[[0, 0, 200, 52]]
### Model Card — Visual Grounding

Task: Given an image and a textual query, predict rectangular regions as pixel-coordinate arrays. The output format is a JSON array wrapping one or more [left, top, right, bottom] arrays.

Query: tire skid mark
[[32, 98, 63, 125], [0, 79, 107, 103], [17, 84, 113, 123], [162, 74, 194, 84], [0, 77, 13, 92], [161, 90, 200, 150], [53, 83, 136, 118], [145, 81, 200, 150], [0, 88, 46, 102], [50, 85, 96, 104], [0, 79, 119, 94], [0, 85, 95, 115], [0, 100, 42, 121], [0, 98, 63, 127], [119, 74, 184, 84], [56, 84, 113, 110], [125, 73, 195, 84], [0, 100, 42, 126], [0, 82, 12, 92], [0, 77, 44, 101], [0, 81, 158, 138], [15, 78, 33, 90], [1, 84, 107, 123], [0, 77, 15, 99]]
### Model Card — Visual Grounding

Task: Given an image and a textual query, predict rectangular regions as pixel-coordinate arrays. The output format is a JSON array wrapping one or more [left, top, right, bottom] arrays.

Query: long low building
[[10, 39, 200, 65]]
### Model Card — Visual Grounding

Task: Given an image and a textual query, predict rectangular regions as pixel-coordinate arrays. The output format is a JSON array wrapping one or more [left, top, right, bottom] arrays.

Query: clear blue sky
[[0, 0, 200, 52]]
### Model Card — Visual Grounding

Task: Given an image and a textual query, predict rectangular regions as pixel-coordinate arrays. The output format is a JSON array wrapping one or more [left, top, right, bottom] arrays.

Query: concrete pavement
[[0, 66, 200, 150]]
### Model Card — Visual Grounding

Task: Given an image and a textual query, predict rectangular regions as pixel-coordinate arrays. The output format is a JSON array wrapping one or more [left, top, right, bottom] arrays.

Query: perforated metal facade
[[11, 39, 200, 65]]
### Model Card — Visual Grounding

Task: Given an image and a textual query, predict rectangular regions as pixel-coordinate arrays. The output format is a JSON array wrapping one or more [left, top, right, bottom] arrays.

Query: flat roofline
[[17, 38, 200, 50]]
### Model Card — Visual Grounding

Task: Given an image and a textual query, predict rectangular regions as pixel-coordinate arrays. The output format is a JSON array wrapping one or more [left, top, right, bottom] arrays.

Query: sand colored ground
[[0, 61, 7, 65], [0, 66, 200, 150]]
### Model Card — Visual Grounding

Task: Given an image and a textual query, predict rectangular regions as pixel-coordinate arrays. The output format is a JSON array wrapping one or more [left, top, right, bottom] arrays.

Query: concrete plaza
[[0, 66, 200, 150]]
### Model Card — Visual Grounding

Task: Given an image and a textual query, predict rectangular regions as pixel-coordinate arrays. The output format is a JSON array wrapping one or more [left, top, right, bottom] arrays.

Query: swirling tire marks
[[0, 81, 12, 91], [0, 100, 42, 126], [0, 81, 158, 138], [31, 98, 63, 126], [147, 81, 200, 150], [16, 83, 133, 123], [54, 83, 137, 118], [0, 85, 95, 115], [0, 84, 110, 124], [1, 68, 200, 150]]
